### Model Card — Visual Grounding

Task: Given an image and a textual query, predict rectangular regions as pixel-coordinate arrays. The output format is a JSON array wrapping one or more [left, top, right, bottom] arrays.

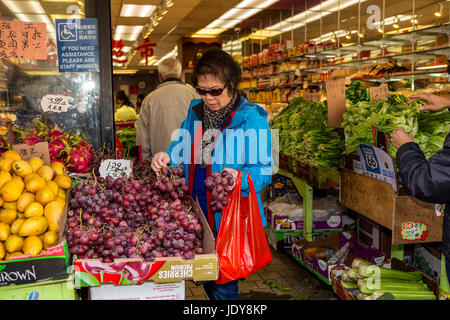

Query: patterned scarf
[[200, 91, 239, 167]]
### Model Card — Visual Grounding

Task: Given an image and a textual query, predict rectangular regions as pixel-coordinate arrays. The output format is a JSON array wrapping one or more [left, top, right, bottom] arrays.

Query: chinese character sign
[[0, 21, 47, 60], [112, 39, 128, 64], [135, 38, 156, 66]]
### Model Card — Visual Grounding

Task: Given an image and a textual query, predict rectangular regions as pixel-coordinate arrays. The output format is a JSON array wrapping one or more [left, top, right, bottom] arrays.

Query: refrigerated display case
[[0, 0, 115, 151]]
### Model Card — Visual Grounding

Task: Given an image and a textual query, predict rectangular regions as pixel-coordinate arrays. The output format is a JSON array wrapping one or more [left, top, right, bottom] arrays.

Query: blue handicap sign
[[56, 18, 99, 72]]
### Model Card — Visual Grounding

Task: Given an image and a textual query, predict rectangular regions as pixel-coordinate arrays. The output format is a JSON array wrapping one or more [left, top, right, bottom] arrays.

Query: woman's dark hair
[[192, 48, 242, 93], [115, 90, 129, 103]]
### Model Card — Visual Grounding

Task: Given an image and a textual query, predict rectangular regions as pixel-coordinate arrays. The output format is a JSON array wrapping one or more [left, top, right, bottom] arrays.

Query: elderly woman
[[151, 48, 273, 300]]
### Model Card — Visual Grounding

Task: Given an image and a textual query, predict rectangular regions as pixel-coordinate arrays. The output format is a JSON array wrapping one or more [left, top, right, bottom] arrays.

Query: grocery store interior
[[0, 0, 449, 301]]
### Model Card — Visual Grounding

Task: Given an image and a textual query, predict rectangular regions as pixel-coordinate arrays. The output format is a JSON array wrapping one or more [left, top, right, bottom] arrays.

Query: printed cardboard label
[[325, 78, 346, 127], [99, 159, 132, 179], [12, 142, 51, 165], [304, 92, 321, 102], [400, 222, 429, 241], [369, 84, 388, 101]]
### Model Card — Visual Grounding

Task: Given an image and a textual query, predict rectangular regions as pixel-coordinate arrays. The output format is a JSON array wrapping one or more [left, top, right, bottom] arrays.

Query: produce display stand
[[339, 168, 450, 296], [276, 156, 340, 242]]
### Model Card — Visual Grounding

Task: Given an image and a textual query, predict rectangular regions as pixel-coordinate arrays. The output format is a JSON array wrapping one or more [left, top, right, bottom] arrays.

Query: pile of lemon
[[0, 150, 72, 261]]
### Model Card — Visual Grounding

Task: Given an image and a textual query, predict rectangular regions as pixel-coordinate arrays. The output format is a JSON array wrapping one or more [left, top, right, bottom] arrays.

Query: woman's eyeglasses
[[195, 86, 226, 96]]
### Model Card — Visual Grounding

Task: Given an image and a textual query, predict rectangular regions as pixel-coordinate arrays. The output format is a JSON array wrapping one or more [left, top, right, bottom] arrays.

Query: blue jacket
[[166, 97, 273, 230]]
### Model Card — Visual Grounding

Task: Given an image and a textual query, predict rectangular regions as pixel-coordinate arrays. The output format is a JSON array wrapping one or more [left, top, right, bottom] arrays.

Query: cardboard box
[[266, 207, 343, 232], [0, 151, 70, 287], [0, 276, 78, 300], [412, 244, 442, 283], [89, 280, 185, 300], [331, 257, 449, 300], [266, 226, 330, 251], [73, 198, 218, 287], [291, 232, 386, 285]]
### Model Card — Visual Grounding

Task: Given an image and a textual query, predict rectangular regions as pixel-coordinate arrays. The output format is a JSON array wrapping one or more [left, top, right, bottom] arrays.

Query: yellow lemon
[[24, 202, 44, 218], [28, 157, 44, 172], [10, 218, 25, 235], [25, 176, 46, 193], [2, 150, 21, 161], [37, 165, 54, 182], [36, 186, 56, 206], [3, 201, 17, 211], [0, 222, 10, 241], [46, 180, 59, 197], [50, 161, 66, 175], [0, 209, 17, 224], [0, 158, 13, 172], [12, 160, 33, 177], [0, 242, 5, 260], [17, 192, 35, 212], [1, 179, 24, 202], [22, 236, 43, 256], [5, 235, 24, 252], [0, 170, 11, 189]]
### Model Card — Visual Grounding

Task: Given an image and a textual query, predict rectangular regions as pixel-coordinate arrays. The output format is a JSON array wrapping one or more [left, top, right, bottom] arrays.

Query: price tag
[[12, 142, 51, 165], [41, 94, 70, 113], [99, 159, 132, 179], [304, 91, 321, 102], [369, 83, 388, 101], [325, 78, 346, 127]]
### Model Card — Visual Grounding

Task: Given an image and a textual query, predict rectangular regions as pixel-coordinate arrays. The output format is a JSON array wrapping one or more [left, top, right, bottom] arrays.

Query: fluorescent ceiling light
[[416, 64, 448, 70], [193, 28, 227, 35], [120, 4, 156, 17], [268, 0, 366, 32], [220, 8, 260, 20], [2, 0, 46, 14], [207, 19, 243, 29], [235, 0, 278, 9], [113, 69, 139, 74], [15, 13, 55, 34], [113, 25, 144, 41]]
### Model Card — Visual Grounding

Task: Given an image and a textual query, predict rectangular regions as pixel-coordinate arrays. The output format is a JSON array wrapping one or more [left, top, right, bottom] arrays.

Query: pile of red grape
[[204, 170, 235, 213], [65, 166, 204, 263]]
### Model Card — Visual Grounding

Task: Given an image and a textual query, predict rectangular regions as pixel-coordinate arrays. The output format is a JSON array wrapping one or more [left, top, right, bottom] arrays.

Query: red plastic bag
[[214, 170, 272, 284]]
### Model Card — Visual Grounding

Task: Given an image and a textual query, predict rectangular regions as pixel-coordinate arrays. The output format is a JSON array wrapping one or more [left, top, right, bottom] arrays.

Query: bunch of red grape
[[65, 165, 204, 263], [204, 170, 235, 213]]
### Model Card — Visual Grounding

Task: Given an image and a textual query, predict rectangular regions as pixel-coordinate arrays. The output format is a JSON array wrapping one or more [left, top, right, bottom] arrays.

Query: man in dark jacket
[[391, 93, 450, 286]]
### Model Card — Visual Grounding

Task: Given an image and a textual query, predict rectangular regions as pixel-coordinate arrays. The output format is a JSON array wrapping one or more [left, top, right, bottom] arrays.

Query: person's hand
[[223, 168, 238, 189], [151, 152, 170, 173], [408, 94, 450, 112], [391, 128, 415, 149]]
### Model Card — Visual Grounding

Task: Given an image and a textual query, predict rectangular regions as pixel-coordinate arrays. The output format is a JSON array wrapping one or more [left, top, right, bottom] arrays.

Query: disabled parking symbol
[[58, 23, 77, 41]]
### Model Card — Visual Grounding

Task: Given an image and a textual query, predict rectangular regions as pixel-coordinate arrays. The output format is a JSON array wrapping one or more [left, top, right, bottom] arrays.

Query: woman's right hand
[[151, 152, 170, 173], [408, 94, 450, 112]]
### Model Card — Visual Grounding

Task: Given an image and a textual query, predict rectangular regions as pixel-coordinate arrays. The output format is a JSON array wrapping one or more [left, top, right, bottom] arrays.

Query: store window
[[0, 0, 114, 150]]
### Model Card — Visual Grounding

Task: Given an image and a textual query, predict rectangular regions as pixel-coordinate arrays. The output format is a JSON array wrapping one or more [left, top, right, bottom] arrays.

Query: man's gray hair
[[158, 58, 182, 80]]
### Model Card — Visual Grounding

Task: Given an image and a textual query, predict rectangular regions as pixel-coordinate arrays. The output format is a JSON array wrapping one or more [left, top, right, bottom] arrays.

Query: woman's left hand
[[223, 168, 238, 189], [391, 128, 415, 149]]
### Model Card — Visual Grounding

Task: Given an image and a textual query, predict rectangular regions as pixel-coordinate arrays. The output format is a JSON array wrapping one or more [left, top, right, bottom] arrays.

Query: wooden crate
[[339, 169, 442, 245]]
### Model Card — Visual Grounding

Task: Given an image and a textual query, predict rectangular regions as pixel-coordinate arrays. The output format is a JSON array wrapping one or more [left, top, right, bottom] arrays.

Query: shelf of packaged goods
[[305, 46, 450, 73]]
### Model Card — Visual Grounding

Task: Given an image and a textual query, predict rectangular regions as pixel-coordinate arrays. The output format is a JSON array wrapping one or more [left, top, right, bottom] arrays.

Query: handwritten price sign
[[369, 83, 388, 101], [41, 95, 70, 113], [99, 159, 132, 179], [325, 78, 346, 127], [303, 92, 321, 102], [12, 142, 51, 165]]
